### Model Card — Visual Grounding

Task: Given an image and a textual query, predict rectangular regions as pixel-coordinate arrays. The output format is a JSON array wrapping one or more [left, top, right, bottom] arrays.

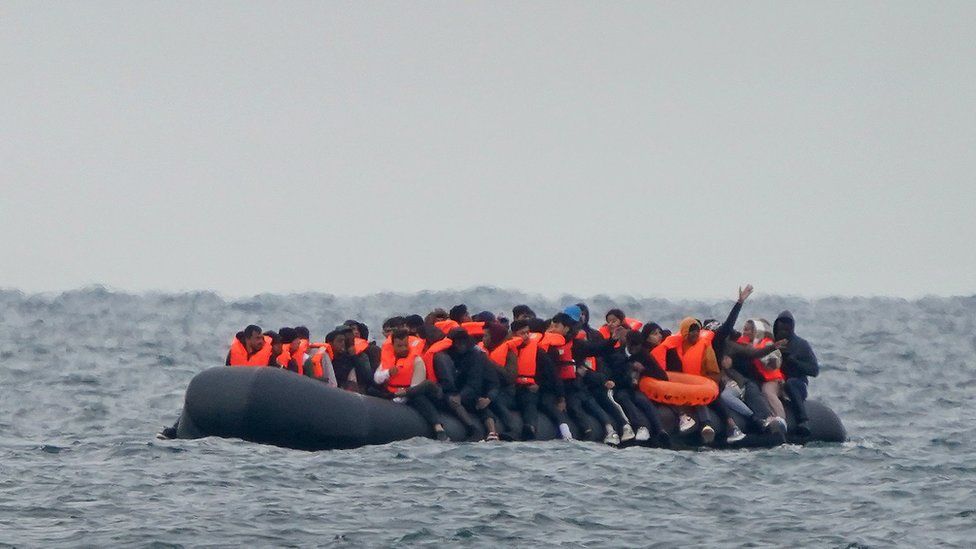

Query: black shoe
[[435, 430, 449, 442], [156, 426, 177, 440], [794, 422, 812, 438], [522, 425, 537, 441]]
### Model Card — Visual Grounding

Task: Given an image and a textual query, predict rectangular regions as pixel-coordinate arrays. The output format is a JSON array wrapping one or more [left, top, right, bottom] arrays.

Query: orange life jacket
[[480, 338, 519, 368], [289, 339, 309, 376], [381, 335, 424, 371], [737, 335, 783, 381], [515, 333, 543, 385], [553, 332, 582, 380], [598, 317, 644, 340], [421, 337, 452, 383], [379, 350, 418, 394], [227, 335, 273, 366], [462, 321, 485, 337], [309, 348, 329, 379], [434, 320, 460, 335], [651, 333, 709, 376], [275, 343, 293, 368]]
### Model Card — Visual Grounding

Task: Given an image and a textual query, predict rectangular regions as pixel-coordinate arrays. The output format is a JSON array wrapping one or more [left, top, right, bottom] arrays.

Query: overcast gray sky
[[2, 2, 974, 299]]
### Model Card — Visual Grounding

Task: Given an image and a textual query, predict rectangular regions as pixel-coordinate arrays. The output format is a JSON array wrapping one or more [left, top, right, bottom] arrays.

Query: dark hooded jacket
[[773, 310, 819, 381], [447, 338, 497, 402]]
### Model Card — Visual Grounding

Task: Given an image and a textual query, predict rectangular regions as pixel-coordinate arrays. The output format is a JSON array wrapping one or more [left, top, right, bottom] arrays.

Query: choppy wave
[[1, 287, 974, 546]]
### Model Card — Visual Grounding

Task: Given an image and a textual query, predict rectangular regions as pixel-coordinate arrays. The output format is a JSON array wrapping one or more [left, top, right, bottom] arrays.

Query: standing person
[[374, 329, 449, 441], [226, 325, 274, 366], [774, 311, 819, 437]]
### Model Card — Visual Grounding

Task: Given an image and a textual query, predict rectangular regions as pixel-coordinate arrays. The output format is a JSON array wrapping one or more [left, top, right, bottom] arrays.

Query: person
[[774, 310, 819, 437], [326, 325, 374, 393], [264, 330, 284, 367], [747, 318, 788, 424], [306, 331, 339, 387], [444, 328, 501, 441], [527, 318, 576, 440], [551, 307, 622, 445], [275, 327, 303, 373], [611, 329, 673, 446], [651, 317, 721, 443], [480, 321, 520, 439], [599, 309, 644, 340], [512, 305, 536, 321], [721, 322, 786, 434], [226, 324, 274, 366], [343, 320, 381, 372], [423, 329, 480, 438], [508, 319, 545, 439], [381, 316, 407, 339], [374, 329, 449, 441], [449, 304, 472, 324]]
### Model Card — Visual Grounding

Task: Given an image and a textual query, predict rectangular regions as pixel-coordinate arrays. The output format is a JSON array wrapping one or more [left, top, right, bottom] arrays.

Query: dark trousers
[[589, 385, 628, 427], [742, 380, 774, 426], [566, 383, 603, 430], [615, 388, 665, 434], [783, 377, 809, 423], [539, 391, 571, 427], [404, 381, 442, 428], [515, 385, 540, 434], [490, 385, 518, 432]]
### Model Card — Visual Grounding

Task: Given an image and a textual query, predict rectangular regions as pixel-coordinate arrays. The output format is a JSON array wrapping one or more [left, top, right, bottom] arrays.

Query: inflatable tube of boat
[[638, 372, 719, 406], [174, 366, 845, 451]]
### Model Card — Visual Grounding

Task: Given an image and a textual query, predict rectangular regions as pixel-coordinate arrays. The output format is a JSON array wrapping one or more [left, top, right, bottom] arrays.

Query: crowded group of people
[[219, 285, 820, 446]]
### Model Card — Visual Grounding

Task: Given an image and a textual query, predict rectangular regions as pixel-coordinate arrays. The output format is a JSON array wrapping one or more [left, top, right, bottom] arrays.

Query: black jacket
[[773, 310, 819, 381], [448, 347, 495, 401]]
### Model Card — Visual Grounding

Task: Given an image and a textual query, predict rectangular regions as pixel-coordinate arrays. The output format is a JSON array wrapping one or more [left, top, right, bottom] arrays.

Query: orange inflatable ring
[[639, 373, 719, 406]]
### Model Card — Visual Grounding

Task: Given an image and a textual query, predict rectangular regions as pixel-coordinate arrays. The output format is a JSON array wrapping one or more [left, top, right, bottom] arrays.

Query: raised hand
[[738, 284, 754, 303]]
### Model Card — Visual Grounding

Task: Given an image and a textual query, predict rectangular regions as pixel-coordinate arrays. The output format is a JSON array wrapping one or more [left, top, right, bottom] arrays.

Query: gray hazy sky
[[2, 2, 974, 299]]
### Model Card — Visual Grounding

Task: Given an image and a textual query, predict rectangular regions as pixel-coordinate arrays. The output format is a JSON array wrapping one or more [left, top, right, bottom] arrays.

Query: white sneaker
[[558, 423, 573, 440], [635, 426, 651, 441], [678, 414, 696, 434], [604, 430, 620, 446], [727, 424, 746, 443], [701, 425, 715, 444], [620, 424, 636, 442]]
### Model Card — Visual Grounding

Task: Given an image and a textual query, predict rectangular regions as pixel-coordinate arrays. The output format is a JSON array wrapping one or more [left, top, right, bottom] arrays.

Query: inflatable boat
[[174, 366, 846, 451]]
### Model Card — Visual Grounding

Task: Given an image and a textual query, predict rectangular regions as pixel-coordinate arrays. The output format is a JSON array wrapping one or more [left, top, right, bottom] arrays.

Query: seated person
[[374, 329, 448, 441]]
